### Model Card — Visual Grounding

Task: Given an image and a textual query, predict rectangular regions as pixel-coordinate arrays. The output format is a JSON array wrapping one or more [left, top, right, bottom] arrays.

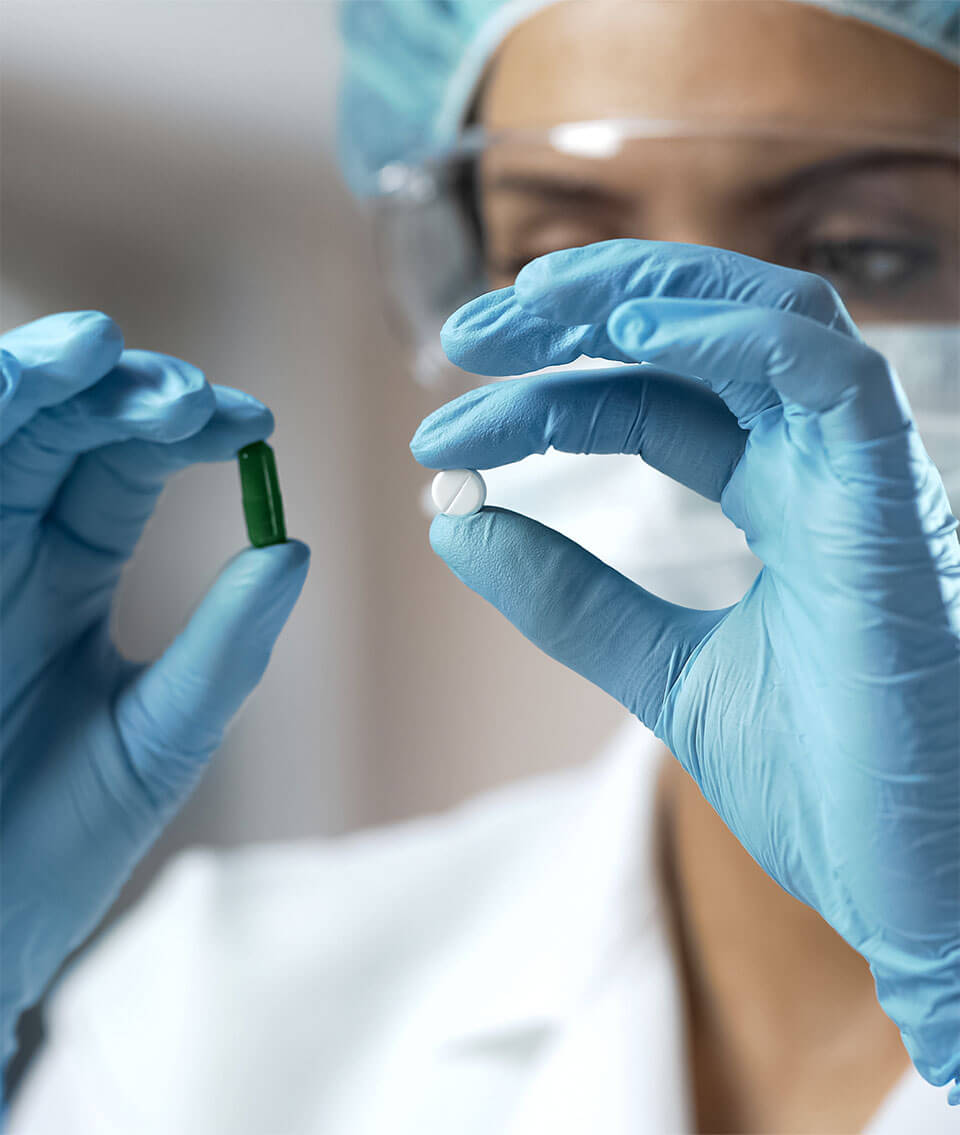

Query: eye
[[793, 238, 938, 297]]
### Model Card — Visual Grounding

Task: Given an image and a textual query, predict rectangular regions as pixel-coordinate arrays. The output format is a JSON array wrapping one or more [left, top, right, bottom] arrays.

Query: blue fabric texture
[[338, 0, 960, 195], [411, 239, 960, 1102]]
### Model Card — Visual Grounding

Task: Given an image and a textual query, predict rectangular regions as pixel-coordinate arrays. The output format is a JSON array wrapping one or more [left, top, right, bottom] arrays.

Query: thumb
[[115, 540, 310, 811], [430, 508, 720, 726]]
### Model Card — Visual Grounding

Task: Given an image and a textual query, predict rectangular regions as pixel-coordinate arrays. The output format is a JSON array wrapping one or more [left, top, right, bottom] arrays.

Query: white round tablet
[[431, 468, 487, 517]]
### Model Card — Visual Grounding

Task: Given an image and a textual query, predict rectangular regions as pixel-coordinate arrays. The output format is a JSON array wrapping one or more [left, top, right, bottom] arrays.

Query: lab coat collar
[[430, 721, 670, 1048]]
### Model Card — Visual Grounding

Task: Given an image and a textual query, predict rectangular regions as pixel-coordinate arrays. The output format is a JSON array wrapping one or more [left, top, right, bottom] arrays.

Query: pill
[[431, 468, 486, 516], [238, 441, 287, 547]]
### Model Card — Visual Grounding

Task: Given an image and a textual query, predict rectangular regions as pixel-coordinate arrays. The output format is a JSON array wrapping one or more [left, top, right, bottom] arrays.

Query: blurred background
[[1, 0, 625, 1083]]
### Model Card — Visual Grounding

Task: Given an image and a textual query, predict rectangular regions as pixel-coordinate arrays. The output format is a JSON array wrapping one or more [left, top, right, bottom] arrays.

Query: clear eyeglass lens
[[374, 121, 959, 385]]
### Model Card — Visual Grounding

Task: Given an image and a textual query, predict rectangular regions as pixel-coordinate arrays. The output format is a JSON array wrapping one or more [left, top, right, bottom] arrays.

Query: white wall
[[0, 0, 627, 876], [2, 0, 373, 852]]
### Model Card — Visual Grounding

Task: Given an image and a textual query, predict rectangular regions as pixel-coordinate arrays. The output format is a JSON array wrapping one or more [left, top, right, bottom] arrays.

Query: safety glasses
[[372, 117, 959, 386]]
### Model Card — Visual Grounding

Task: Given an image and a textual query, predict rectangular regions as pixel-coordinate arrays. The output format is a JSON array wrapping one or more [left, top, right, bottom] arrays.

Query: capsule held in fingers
[[238, 440, 287, 547]]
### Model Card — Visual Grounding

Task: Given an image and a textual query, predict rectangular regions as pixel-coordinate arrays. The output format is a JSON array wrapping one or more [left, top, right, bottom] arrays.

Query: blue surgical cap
[[338, 0, 960, 196]]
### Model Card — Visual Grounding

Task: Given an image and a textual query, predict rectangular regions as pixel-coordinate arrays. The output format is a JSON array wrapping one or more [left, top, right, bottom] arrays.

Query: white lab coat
[[9, 722, 958, 1134]]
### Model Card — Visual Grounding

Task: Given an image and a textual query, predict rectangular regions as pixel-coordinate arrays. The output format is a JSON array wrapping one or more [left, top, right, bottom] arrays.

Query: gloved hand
[[412, 240, 960, 1100], [0, 312, 310, 1067]]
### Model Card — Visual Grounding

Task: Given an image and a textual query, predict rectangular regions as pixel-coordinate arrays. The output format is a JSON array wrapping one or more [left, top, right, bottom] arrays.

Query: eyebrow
[[748, 147, 959, 205], [481, 171, 632, 209], [481, 148, 958, 207]]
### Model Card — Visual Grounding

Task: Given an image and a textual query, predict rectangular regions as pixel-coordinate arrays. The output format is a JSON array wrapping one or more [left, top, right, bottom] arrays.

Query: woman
[[4, 1, 958, 1130]]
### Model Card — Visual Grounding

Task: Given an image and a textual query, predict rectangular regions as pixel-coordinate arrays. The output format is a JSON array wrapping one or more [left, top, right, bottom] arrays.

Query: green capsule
[[237, 441, 287, 547]]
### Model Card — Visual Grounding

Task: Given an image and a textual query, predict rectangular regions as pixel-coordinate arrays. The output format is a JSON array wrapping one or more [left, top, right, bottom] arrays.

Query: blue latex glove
[[412, 240, 960, 1100], [0, 312, 310, 1067]]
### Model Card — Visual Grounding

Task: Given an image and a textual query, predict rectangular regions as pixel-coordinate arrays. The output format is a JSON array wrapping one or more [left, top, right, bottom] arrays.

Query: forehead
[[480, 0, 959, 135]]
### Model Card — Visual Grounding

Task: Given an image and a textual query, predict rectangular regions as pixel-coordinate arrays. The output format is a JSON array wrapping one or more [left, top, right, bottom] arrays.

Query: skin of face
[[478, 3, 958, 1131], [478, 0, 959, 322]]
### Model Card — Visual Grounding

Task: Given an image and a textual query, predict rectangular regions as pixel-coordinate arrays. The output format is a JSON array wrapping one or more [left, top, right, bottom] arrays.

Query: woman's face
[[477, 0, 959, 322]]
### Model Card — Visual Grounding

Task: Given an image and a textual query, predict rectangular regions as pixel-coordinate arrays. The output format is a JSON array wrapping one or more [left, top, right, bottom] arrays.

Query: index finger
[[441, 241, 858, 380], [514, 240, 859, 333], [0, 311, 124, 444]]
